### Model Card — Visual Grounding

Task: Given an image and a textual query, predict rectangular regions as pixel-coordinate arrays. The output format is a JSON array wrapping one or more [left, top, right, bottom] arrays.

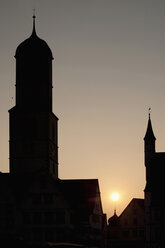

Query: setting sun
[[111, 192, 120, 201]]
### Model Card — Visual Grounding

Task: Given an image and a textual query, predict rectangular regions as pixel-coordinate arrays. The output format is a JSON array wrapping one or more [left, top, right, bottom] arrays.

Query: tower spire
[[144, 108, 156, 141], [144, 109, 156, 170]]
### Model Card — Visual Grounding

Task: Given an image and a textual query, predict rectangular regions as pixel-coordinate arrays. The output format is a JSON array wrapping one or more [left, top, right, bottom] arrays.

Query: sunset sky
[[0, 0, 165, 218]]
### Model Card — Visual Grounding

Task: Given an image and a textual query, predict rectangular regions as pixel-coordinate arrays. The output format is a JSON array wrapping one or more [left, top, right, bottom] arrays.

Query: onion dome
[[15, 15, 53, 59], [108, 210, 119, 226]]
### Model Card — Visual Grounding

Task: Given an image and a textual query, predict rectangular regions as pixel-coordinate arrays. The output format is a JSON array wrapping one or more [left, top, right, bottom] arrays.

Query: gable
[[119, 199, 144, 227]]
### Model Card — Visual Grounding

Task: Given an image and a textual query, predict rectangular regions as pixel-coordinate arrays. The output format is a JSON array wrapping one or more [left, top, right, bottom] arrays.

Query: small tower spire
[[144, 108, 156, 141], [144, 109, 156, 170]]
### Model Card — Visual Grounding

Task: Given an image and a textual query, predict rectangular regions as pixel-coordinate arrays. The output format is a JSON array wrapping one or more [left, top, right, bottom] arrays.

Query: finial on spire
[[148, 107, 151, 118], [32, 9, 36, 36]]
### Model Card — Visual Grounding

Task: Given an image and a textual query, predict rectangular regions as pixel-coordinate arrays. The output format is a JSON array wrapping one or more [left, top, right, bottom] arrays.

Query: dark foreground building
[[0, 17, 106, 247], [107, 198, 145, 248]]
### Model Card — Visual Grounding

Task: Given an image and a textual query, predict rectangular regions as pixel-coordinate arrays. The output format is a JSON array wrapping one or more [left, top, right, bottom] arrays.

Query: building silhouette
[[107, 198, 145, 248], [107, 113, 165, 248], [0, 17, 106, 247], [144, 113, 165, 248]]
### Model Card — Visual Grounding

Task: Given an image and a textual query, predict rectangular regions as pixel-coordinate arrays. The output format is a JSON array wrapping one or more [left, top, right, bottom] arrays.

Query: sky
[[0, 0, 165, 218]]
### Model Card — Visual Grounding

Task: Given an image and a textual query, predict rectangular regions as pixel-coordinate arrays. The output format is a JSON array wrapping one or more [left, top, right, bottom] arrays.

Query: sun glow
[[111, 192, 120, 201]]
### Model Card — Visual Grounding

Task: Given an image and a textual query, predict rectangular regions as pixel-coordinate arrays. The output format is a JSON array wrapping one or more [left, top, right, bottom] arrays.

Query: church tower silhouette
[[144, 113, 165, 247], [0, 17, 105, 245], [144, 112, 156, 188], [9, 16, 58, 179]]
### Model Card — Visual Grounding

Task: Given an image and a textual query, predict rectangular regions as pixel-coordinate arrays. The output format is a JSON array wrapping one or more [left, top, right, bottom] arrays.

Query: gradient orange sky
[[0, 0, 165, 218]]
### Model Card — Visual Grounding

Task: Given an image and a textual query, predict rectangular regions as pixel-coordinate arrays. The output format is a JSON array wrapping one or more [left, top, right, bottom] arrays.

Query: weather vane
[[148, 107, 151, 118], [33, 8, 36, 18]]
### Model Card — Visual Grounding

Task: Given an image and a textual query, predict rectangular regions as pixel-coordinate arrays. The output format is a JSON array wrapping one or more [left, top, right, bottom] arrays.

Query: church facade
[[0, 17, 106, 247]]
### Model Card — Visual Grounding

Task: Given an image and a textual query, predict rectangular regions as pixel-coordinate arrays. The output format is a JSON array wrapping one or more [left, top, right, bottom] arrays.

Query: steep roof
[[119, 198, 144, 218], [56, 179, 101, 215]]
